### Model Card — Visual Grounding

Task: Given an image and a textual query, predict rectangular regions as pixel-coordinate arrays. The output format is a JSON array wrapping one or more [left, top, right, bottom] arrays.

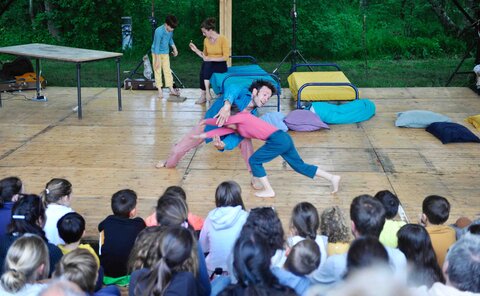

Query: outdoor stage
[[0, 86, 479, 238]]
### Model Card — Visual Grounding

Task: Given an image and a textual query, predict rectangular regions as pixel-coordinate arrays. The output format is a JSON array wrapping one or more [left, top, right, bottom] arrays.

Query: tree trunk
[[44, 0, 60, 39], [426, 0, 461, 35]]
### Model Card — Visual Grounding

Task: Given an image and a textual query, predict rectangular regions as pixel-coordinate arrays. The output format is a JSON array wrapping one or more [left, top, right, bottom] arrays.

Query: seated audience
[[144, 186, 204, 231], [41, 178, 74, 245], [0, 194, 63, 275], [239, 207, 286, 267], [287, 202, 327, 268], [129, 225, 198, 296], [57, 212, 100, 267], [98, 189, 146, 285], [374, 190, 406, 247], [199, 180, 248, 275], [218, 231, 296, 296], [54, 248, 120, 296], [155, 194, 211, 296], [397, 223, 444, 287], [320, 206, 351, 256], [344, 236, 389, 279], [413, 235, 480, 295], [0, 234, 49, 295], [311, 194, 407, 285], [0, 176, 23, 237], [272, 239, 320, 295], [128, 226, 165, 273], [420, 195, 456, 267]]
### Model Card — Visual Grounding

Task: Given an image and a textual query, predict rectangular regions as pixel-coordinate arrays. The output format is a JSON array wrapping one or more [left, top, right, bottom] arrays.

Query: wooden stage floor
[[1, 87, 479, 238]]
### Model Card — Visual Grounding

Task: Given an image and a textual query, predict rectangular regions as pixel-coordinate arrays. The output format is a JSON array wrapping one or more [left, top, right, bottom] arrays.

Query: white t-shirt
[[43, 204, 73, 245]]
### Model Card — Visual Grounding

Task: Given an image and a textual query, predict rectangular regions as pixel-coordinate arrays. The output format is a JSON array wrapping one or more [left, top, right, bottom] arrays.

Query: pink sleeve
[[204, 118, 217, 126], [204, 127, 235, 138]]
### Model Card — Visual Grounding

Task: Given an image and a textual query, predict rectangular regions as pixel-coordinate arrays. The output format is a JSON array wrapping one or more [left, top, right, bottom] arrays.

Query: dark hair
[[165, 14, 178, 28], [468, 224, 480, 235], [422, 195, 450, 225], [445, 235, 480, 292], [156, 194, 188, 227], [0, 177, 22, 207], [41, 178, 72, 205], [248, 80, 276, 96], [164, 186, 186, 201], [111, 189, 137, 218], [284, 239, 320, 275], [232, 232, 280, 287], [240, 207, 285, 255], [7, 194, 47, 240], [350, 195, 386, 238], [345, 236, 389, 278], [397, 224, 444, 287], [290, 202, 319, 240], [201, 17, 216, 31], [215, 181, 245, 209], [374, 190, 400, 219], [135, 226, 196, 295], [57, 212, 85, 244]]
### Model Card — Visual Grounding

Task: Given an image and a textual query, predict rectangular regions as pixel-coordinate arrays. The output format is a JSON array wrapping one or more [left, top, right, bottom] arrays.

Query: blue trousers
[[249, 130, 317, 178]]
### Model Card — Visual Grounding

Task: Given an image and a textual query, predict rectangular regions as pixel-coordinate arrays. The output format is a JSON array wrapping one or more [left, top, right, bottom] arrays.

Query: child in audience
[[374, 190, 406, 248], [0, 234, 49, 295], [272, 239, 320, 295], [128, 226, 165, 273], [54, 249, 120, 296], [98, 189, 146, 284], [397, 223, 444, 287], [57, 212, 100, 268], [320, 206, 351, 256], [41, 178, 74, 245], [219, 231, 296, 295], [0, 176, 23, 236], [0, 194, 63, 275], [196, 110, 341, 197], [199, 180, 248, 275], [144, 185, 204, 231], [130, 225, 198, 296], [287, 202, 327, 269], [155, 194, 211, 296], [344, 236, 389, 279], [420, 195, 456, 267]]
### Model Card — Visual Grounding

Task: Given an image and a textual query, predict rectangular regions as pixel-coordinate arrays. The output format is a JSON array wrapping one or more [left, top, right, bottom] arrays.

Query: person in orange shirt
[[189, 17, 229, 104], [420, 195, 456, 267]]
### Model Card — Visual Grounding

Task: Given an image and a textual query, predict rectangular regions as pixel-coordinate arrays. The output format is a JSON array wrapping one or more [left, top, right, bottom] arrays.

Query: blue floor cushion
[[426, 122, 480, 144], [396, 110, 451, 128]]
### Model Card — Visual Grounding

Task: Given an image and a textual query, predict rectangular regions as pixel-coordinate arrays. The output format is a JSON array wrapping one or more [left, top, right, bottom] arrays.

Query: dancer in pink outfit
[[195, 111, 341, 197]]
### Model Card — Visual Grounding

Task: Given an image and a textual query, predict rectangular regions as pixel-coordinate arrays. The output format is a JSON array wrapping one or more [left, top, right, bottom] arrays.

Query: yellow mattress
[[288, 71, 358, 101]]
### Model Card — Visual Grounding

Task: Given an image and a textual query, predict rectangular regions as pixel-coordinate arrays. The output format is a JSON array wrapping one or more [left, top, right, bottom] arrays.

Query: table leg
[[36, 59, 41, 98], [116, 57, 122, 111], [76, 63, 82, 119]]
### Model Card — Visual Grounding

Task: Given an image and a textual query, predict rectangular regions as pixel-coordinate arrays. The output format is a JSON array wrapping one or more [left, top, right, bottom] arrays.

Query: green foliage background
[[0, 0, 472, 59]]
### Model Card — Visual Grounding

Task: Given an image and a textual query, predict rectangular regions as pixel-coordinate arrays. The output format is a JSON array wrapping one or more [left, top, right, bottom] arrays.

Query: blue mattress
[[210, 64, 281, 95]]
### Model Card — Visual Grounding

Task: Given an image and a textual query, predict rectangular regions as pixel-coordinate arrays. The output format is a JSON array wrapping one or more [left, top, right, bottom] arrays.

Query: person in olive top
[[189, 17, 229, 104], [98, 189, 146, 282]]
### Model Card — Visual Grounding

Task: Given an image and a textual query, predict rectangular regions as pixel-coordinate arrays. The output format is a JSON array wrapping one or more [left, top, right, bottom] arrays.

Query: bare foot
[[251, 177, 264, 190], [331, 175, 341, 194], [255, 189, 275, 198], [157, 93, 163, 99], [155, 160, 166, 169]]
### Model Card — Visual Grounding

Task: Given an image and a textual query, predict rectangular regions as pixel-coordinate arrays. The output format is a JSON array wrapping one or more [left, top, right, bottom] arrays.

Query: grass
[[5, 53, 476, 88]]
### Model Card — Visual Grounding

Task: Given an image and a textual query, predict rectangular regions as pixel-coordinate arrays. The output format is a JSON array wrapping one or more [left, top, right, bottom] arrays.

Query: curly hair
[[320, 206, 350, 243]]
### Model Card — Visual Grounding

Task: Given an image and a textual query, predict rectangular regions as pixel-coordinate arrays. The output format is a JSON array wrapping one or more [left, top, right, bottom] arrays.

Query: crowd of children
[[0, 175, 479, 296]]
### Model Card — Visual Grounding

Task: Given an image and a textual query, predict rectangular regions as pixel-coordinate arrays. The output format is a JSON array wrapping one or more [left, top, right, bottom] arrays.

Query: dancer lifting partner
[[156, 80, 276, 190], [195, 110, 341, 197]]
